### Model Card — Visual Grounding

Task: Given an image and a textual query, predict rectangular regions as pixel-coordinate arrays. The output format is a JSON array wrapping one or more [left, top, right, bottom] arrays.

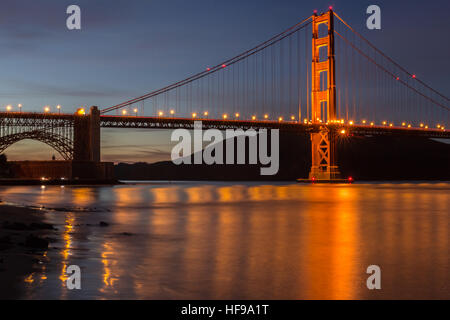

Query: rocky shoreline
[[0, 202, 55, 299]]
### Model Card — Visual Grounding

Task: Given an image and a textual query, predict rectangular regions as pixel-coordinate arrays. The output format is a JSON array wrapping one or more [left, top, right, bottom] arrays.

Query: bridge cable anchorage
[[101, 15, 313, 115]]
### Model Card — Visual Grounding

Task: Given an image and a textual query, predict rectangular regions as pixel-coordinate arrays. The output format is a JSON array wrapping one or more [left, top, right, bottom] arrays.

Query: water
[[0, 181, 448, 299]]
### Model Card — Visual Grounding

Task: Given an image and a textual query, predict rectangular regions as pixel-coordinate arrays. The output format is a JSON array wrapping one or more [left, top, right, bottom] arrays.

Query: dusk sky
[[2, 0, 449, 163]]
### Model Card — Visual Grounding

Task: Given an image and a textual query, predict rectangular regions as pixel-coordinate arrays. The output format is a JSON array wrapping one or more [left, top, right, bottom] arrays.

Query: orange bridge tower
[[308, 9, 341, 180]]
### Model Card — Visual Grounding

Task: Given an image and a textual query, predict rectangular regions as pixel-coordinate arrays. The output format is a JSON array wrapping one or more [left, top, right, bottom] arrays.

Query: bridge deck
[[99, 115, 450, 138], [1, 112, 449, 138]]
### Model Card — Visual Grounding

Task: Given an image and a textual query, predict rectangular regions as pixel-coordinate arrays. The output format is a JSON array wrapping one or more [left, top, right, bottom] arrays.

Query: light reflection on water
[[0, 182, 448, 299]]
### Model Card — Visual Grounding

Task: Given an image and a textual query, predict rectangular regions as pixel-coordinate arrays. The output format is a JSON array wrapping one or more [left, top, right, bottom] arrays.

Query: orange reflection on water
[[151, 187, 180, 204], [7, 182, 448, 299], [72, 188, 95, 207], [100, 242, 119, 292], [59, 213, 75, 288]]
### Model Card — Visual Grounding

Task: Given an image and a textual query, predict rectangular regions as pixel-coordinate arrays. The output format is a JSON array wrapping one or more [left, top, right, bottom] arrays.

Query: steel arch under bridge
[[0, 112, 75, 160]]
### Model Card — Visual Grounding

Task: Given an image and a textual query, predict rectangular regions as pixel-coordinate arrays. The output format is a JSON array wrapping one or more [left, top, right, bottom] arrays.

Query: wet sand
[[0, 203, 54, 299]]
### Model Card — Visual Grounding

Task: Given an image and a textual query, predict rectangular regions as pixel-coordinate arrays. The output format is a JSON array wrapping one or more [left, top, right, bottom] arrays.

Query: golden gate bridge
[[0, 9, 449, 181]]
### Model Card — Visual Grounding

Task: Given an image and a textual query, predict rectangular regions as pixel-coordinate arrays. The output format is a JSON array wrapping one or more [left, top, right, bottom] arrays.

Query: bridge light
[[133, 108, 138, 113], [370, 122, 374, 126], [264, 114, 269, 119], [222, 64, 227, 68], [170, 110, 175, 115], [349, 120, 354, 125], [420, 123, 424, 128], [303, 119, 308, 124], [206, 67, 211, 71], [291, 115, 295, 121], [223, 114, 228, 119], [407, 124, 411, 128], [252, 115, 256, 120], [192, 112, 197, 118], [442, 127, 445, 131], [425, 125, 428, 129], [437, 124, 441, 129], [340, 129, 346, 134], [77, 108, 85, 115], [313, 9, 318, 14], [235, 113, 240, 118], [389, 123, 393, 127], [401, 122, 406, 126], [158, 111, 163, 116], [122, 109, 127, 115], [203, 111, 208, 116], [278, 117, 283, 122], [44, 106, 50, 113], [329, 6, 333, 10], [57, 105, 61, 110], [6, 105, 12, 112], [362, 120, 366, 124], [396, 77, 400, 81], [412, 74, 416, 79]]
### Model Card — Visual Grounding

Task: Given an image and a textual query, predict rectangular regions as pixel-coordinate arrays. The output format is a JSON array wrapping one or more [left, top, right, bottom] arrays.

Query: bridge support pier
[[309, 127, 341, 180], [73, 106, 101, 162]]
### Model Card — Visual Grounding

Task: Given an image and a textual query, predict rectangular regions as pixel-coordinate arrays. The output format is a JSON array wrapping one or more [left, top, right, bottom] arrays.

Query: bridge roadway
[[101, 116, 450, 139], [0, 112, 449, 139]]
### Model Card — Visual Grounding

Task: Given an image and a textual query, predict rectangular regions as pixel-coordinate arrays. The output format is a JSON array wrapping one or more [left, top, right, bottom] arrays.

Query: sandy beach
[[0, 202, 55, 299]]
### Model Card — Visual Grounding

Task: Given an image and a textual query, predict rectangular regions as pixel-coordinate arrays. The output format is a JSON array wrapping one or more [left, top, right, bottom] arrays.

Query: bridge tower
[[308, 9, 341, 180], [73, 106, 101, 162]]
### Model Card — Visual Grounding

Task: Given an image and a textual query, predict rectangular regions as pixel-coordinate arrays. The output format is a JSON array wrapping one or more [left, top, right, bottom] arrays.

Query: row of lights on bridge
[[4, 104, 63, 113], [122, 109, 296, 122], [334, 119, 445, 131], [120, 109, 446, 131]]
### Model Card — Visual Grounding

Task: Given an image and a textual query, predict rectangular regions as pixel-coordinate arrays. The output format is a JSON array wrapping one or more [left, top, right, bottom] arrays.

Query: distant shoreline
[[1, 178, 450, 187], [0, 179, 119, 186]]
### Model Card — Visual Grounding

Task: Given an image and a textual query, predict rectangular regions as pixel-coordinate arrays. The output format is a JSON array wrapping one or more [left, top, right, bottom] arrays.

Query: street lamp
[[133, 108, 138, 116], [6, 105, 12, 112], [18, 104, 22, 112], [44, 106, 50, 113]]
